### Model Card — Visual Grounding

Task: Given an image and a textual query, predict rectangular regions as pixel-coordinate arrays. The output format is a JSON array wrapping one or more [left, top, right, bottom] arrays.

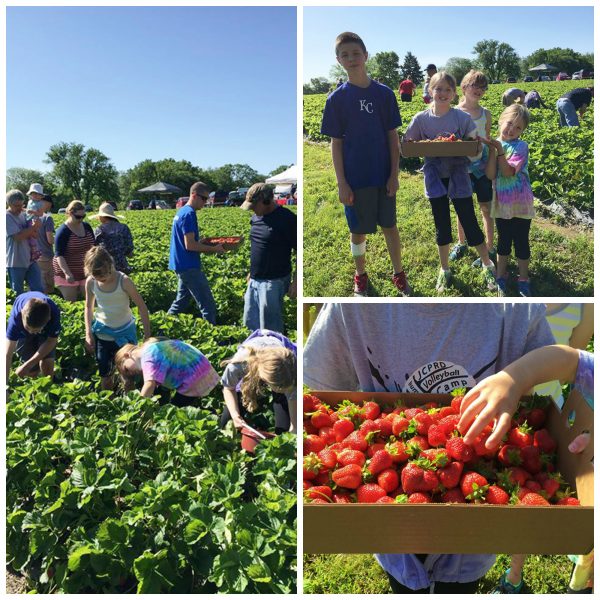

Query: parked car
[[106, 201, 118, 210], [127, 199, 144, 210], [523, 76, 533, 82], [572, 69, 593, 80], [156, 200, 171, 209], [58, 207, 66, 214], [540, 75, 551, 82], [176, 196, 188, 209], [209, 190, 229, 205], [226, 189, 249, 206], [491, 80, 501, 84], [556, 72, 570, 81], [506, 77, 517, 83]]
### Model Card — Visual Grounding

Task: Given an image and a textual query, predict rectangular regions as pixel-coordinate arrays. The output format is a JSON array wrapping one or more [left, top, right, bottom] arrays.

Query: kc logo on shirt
[[359, 99, 373, 114]]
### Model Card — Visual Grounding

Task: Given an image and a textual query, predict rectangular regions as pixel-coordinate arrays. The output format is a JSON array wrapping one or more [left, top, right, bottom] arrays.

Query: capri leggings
[[219, 391, 290, 434], [495, 217, 532, 260], [428, 178, 485, 247]]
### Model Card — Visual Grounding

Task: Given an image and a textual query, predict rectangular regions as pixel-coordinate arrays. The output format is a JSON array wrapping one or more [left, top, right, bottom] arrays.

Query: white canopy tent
[[265, 164, 297, 185]]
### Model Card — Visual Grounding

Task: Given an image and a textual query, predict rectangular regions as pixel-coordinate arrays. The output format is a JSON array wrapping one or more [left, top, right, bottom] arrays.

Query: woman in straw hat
[[91, 202, 134, 274]]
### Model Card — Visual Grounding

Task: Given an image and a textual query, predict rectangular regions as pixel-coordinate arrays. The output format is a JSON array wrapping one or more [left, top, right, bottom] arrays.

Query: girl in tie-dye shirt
[[115, 337, 219, 406], [481, 104, 534, 297]]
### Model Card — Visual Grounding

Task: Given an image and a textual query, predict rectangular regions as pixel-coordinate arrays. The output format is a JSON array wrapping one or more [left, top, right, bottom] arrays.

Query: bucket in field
[[240, 426, 276, 453]]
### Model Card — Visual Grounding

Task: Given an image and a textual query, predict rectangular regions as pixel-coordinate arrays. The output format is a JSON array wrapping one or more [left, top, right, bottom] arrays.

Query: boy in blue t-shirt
[[6, 292, 61, 380], [321, 31, 409, 297]]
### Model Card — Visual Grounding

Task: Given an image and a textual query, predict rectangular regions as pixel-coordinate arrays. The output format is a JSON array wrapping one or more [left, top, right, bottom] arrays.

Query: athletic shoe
[[392, 271, 411, 296], [435, 269, 452, 293], [472, 247, 497, 267], [518, 279, 531, 297], [492, 570, 524, 594], [353, 272, 369, 297], [449, 242, 467, 261], [482, 264, 497, 291]]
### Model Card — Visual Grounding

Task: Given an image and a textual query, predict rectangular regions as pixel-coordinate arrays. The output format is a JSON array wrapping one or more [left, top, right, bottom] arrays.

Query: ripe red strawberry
[[333, 418, 355, 442], [376, 495, 396, 503], [438, 406, 457, 419], [508, 423, 533, 448], [486, 485, 510, 505], [374, 417, 393, 438], [343, 430, 368, 452], [408, 492, 432, 503], [317, 447, 338, 470], [438, 461, 464, 490], [318, 426, 336, 445], [438, 415, 460, 436], [303, 434, 326, 455], [362, 401, 381, 421], [337, 448, 366, 467], [420, 448, 450, 467], [303, 420, 319, 435], [377, 468, 400, 493], [303, 394, 320, 413], [460, 471, 489, 502], [497, 444, 522, 467], [450, 391, 465, 413], [407, 435, 430, 453], [303, 454, 321, 480], [414, 412, 434, 436], [367, 442, 386, 458], [506, 467, 531, 487], [356, 483, 387, 503], [427, 424, 448, 447], [311, 410, 333, 430], [386, 440, 409, 464], [519, 407, 546, 429], [305, 485, 333, 502], [520, 445, 542, 474], [556, 496, 581, 506], [541, 474, 561, 499], [446, 437, 475, 462], [471, 428, 496, 457], [332, 463, 363, 489], [368, 449, 393, 475], [359, 419, 380, 437], [313, 471, 332, 485], [525, 479, 542, 493], [533, 429, 557, 454], [401, 461, 439, 494], [303, 480, 312, 491], [441, 488, 466, 503], [519, 492, 550, 506], [332, 492, 353, 504], [392, 416, 411, 437], [404, 407, 424, 419]]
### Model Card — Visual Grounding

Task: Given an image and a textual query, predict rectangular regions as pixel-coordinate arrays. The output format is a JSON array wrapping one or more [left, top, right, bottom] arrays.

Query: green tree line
[[304, 42, 594, 93], [6, 143, 292, 209]]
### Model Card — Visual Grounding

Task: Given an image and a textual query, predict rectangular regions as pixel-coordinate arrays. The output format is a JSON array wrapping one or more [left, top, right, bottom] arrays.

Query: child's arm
[[122, 276, 152, 340], [6, 339, 17, 381], [222, 386, 247, 429], [386, 129, 400, 197], [458, 345, 582, 448], [84, 278, 96, 354], [569, 304, 594, 350], [140, 380, 157, 398], [480, 137, 516, 178], [331, 138, 353, 205]]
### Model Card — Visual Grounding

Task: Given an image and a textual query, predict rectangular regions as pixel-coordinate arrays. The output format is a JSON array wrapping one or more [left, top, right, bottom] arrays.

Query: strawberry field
[[304, 80, 594, 213], [6, 208, 297, 593]]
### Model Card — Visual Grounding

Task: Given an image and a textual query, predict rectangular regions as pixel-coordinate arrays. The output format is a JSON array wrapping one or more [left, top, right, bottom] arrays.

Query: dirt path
[[6, 571, 27, 594]]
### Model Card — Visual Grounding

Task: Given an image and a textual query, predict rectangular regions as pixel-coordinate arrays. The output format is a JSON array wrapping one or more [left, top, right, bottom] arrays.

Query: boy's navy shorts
[[344, 186, 397, 234], [16, 334, 56, 363], [470, 173, 493, 203], [95, 336, 120, 377]]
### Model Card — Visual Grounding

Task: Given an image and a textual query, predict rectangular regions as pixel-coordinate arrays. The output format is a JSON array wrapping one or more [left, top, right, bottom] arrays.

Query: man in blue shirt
[[6, 292, 61, 381], [167, 182, 224, 324]]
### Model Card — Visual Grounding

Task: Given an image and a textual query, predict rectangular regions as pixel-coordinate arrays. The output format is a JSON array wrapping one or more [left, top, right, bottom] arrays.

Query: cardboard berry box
[[400, 139, 480, 158], [303, 391, 593, 554]]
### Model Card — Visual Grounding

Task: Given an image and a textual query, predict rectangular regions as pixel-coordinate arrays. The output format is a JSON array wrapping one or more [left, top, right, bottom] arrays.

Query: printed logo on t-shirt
[[403, 361, 475, 394], [359, 99, 374, 114]]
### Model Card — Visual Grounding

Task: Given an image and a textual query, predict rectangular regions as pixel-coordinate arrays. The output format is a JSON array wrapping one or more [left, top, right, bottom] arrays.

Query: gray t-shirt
[[304, 303, 554, 393], [37, 214, 55, 259], [6, 211, 32, 268]]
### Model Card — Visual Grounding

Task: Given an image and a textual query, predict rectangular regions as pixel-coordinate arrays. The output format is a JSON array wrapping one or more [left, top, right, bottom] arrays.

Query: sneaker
[[496, 276, 508, 297], [449, 242, 467, 261], [392, 271, 411, 296], [518, 279, 531, 297], [472, 247, 497, 267], [353, 272, 369, 297], [482, 264, 497, 291], [492, 570, 524, 594], [435, 269, 452, 293]]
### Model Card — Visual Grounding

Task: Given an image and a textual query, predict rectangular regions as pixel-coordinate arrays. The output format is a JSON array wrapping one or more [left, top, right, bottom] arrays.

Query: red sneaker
[[392, 271, 411, 296], [353, 272, 369, 297]]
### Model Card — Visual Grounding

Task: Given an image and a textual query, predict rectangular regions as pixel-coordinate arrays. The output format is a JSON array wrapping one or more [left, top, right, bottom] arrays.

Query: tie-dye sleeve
[[141, 344, 168, 385], [506, 140, 528, 173], [574, 350, 594, 408]]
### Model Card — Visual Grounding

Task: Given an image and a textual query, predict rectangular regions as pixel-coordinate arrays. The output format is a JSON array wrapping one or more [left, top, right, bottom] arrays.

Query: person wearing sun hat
[[91, 202, 134, 274], [27, 184, 56, 294]]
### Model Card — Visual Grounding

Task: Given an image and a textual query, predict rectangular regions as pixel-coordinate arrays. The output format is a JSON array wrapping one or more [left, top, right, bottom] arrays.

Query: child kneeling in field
[[84, 246, 151, 390], [220, 329, 297, 433], [115, 338, 220, 406]]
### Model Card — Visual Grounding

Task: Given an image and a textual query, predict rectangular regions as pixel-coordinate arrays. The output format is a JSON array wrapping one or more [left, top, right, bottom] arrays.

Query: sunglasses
[[199, 195, 209, 202]]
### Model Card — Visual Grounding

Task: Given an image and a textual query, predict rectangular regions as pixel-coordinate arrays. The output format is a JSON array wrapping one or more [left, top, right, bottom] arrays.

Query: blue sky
[[304, 6, 594, 81], [7, 6, 297, 175]]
